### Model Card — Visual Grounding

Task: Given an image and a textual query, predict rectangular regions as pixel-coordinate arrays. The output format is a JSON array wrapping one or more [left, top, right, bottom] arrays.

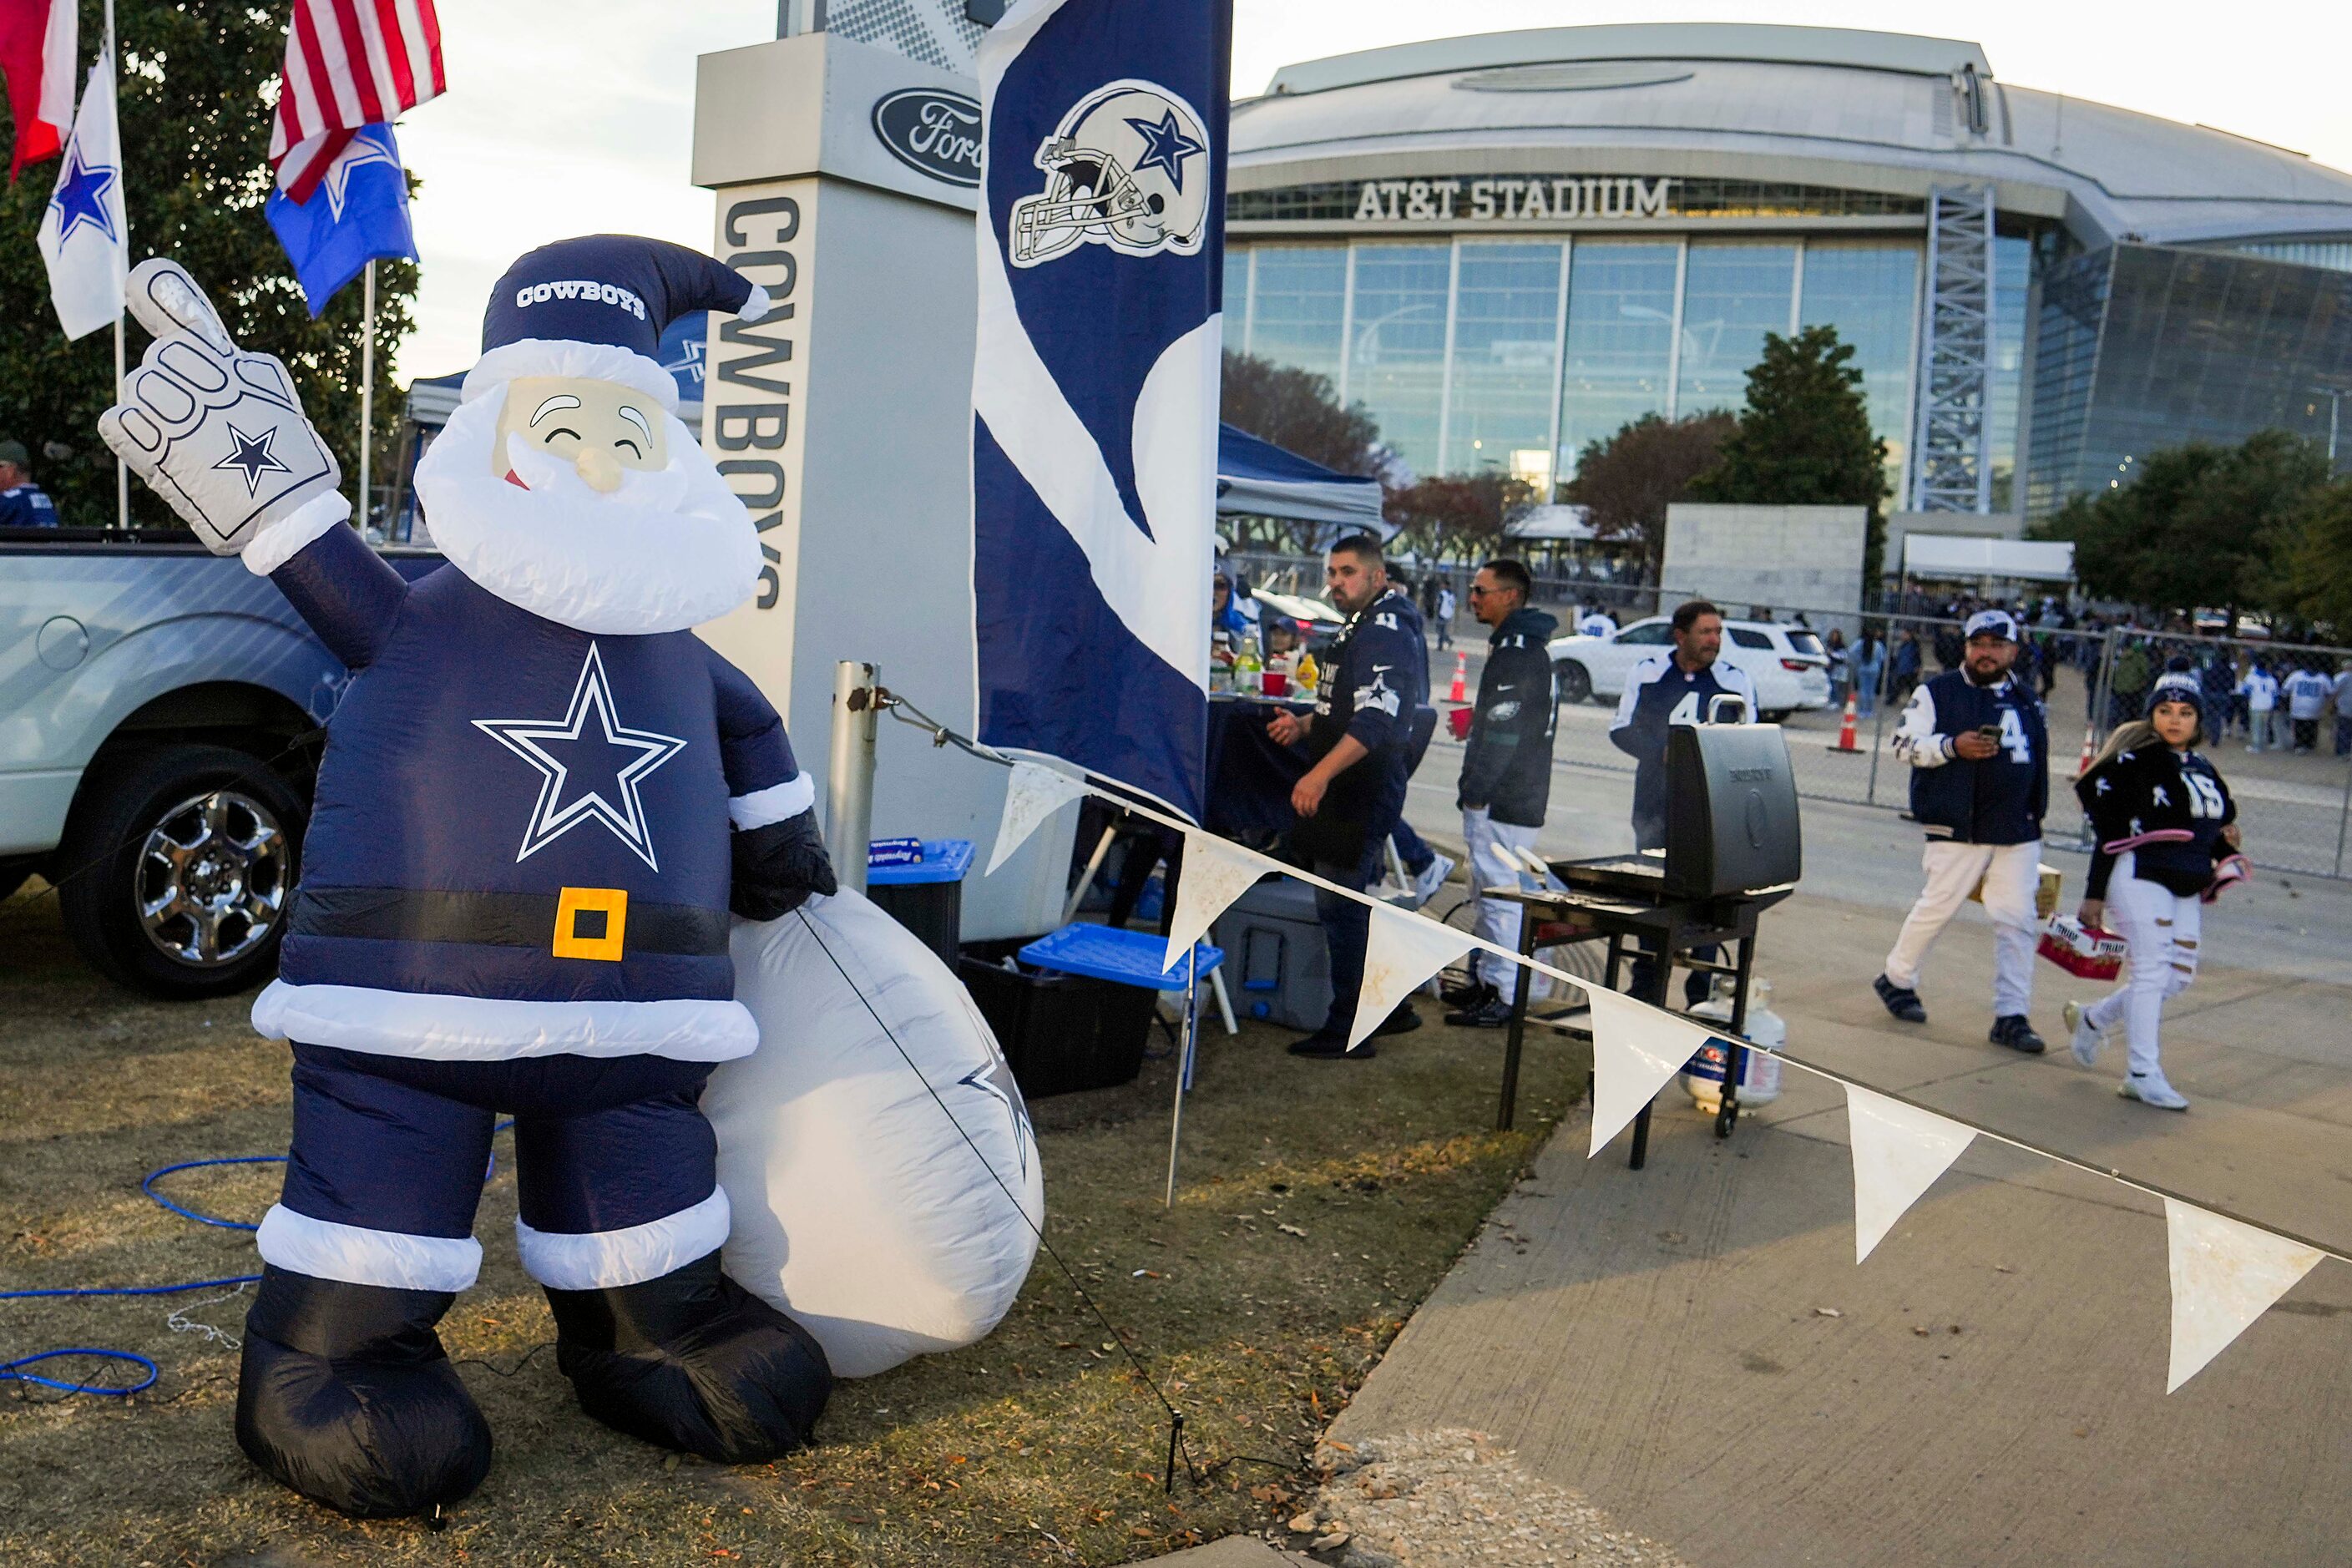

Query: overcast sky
[[392, 0, 2352, 378]]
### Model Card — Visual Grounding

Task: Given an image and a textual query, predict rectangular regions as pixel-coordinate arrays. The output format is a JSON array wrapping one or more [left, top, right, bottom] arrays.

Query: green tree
[[2276, 479, 2352, 636], [1688, 325, 1889, 576], [2032, 430, 2329, 625], [1563, 410, 1737, 575], [1381, 469, 1533, 563], [0, 2, 415, 529]]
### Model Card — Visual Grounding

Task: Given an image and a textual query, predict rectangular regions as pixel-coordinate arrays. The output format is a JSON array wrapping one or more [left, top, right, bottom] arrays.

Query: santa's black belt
[[291, 885, 727, 962]]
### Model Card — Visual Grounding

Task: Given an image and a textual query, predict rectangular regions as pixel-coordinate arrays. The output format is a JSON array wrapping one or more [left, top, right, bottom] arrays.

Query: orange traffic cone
[[1829, 689, 1859, 751], [2075, 724, 2097, 777], [1447, 651, 1468, 704]]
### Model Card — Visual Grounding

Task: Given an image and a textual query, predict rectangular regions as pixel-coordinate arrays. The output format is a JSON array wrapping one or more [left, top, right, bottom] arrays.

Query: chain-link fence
[[1222, 552, 2352, 879]]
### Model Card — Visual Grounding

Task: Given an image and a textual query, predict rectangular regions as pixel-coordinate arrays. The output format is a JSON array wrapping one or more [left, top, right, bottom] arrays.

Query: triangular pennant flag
[[1163, 830, 1275, 973], [984, 761, 1092, 875], [1844, 1087, 1976, 1264], [1348, 905, 1478, 1049], [2162, 1198, 2323, 1393], [1583, 987, 1711, 1156]]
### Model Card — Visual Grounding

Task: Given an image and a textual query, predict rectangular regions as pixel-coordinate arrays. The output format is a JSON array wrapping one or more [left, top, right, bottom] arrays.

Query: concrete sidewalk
[[1320, 888, 2352, 1567]]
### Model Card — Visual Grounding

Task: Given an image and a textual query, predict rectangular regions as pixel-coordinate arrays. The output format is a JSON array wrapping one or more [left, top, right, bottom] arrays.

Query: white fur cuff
[[728, 772, 816, 831], [463, 338, 679, 412], [242, 493, 349, 576], [515, 1188, 731, 1291]]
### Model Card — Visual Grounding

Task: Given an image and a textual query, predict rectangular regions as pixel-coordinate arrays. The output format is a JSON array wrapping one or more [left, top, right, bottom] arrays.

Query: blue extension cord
[[0, 1125, 513, 1398]]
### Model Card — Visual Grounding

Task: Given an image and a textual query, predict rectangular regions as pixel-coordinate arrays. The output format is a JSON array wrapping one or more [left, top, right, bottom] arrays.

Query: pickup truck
[[2, 526, 438, 998]]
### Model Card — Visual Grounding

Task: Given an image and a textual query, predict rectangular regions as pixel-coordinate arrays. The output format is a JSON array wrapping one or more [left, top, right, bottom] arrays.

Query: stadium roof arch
[[1232, 23, 2352, 251]]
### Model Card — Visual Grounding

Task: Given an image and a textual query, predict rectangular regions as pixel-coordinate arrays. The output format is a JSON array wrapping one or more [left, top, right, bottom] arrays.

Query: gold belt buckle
[[553, 887, 628, 960]]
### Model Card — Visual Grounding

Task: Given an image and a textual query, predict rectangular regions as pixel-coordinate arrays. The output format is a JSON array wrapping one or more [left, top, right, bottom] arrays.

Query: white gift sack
[[708, 888, 1044, 1377]]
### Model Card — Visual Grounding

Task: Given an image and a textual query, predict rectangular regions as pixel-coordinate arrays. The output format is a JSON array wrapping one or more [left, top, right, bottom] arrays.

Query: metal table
[[1490, 854, 1793, 1167]]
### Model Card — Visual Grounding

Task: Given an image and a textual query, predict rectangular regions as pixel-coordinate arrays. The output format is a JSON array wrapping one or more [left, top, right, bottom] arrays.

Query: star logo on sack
[[960, 1056, 1034, 1179], [474, 644, 686, 870], [212, 424, 294, 496]]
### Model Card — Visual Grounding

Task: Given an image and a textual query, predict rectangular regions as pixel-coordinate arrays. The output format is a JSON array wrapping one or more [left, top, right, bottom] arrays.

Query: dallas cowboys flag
[[266, 121, 418, 316], [36, 41, 125, 341], [972, 0, 1232, 821]]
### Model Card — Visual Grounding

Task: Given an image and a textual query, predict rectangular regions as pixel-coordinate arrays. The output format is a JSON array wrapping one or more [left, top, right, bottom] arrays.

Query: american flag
[[268, 0, 444, 202]]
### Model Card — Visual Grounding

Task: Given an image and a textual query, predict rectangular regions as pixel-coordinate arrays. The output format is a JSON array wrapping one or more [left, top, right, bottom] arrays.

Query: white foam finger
[[154, 338, 233, 394], [98, 407, 164, 472], [124, 258, 235, 354], [128, 365, 198, 427]]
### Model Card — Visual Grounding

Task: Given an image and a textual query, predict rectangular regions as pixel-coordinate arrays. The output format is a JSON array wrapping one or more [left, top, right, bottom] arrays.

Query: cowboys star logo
[[212, 423, 295, 497], [473, 644, 686, 870]]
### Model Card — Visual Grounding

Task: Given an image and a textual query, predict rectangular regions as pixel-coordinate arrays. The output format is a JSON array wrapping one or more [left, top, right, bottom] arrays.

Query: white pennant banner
[[1163, 831, 1277, 973], [1844, 1087, 1976, 1264], [984, 761, 1093, 875], [1584, 987, 1711, 1157], [2163, 1198, 2323, 1393], [1349, 905, 1478, 1050]]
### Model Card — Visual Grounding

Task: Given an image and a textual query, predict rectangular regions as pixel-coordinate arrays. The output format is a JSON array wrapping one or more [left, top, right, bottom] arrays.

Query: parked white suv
[[1549, 615, 1833, 721]]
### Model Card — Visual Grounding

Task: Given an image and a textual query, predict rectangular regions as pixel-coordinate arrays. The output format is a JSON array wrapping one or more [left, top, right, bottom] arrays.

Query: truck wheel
[[1554, 661, 1592, 706], [55, 745, 304, 999]]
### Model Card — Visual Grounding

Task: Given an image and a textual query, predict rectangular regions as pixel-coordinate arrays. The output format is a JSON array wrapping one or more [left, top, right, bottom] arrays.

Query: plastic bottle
[[1234, 642, 1262, 694], [1295, 650, 1319, 690], [1681, 977, 1784, 1111]]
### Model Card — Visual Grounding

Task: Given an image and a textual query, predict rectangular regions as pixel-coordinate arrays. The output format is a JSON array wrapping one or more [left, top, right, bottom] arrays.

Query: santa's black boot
[[235, 1265, 493, 1518], [544, 1252, 832, 1462]]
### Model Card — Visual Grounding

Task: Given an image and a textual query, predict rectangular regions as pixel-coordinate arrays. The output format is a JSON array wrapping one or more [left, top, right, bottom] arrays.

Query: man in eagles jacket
[[1442, 559, 1557, 1027], [1874, 609, 2050, 1052]]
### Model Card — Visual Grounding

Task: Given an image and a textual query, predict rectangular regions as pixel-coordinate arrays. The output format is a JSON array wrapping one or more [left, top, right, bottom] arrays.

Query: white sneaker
[[2063, 999, 2104, 1067], [2119, 1072, 2189, 1111], [1410, 852, 1456, 909]]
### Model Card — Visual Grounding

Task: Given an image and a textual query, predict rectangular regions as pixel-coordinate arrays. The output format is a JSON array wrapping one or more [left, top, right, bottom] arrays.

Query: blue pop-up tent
[[1216, 423, 1386, 531]]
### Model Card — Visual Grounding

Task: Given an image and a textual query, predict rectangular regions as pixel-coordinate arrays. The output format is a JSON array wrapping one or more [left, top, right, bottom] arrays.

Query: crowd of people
[[1191, 553, 2253, 1113]]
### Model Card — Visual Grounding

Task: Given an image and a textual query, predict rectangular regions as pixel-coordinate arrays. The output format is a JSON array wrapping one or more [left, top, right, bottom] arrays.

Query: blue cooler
[[865, 838, 974, 969]]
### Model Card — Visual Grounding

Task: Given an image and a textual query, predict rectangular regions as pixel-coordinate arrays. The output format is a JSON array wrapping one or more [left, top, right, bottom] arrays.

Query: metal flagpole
[[357, 259, 376, 532], [107, 0, 126, 529], [1162, 946, 1198, 1208]]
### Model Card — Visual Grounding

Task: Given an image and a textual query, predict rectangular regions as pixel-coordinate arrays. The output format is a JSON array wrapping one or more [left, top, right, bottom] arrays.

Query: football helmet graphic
[[1008, 80, 1212, 267]]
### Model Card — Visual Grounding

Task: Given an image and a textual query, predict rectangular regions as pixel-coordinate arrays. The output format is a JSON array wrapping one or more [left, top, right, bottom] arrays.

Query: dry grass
[[0, 885, 1582, 1565]]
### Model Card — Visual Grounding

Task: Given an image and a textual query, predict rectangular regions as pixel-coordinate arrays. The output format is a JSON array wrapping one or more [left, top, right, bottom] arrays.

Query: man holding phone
[[1874, 609, 2051, 1052]]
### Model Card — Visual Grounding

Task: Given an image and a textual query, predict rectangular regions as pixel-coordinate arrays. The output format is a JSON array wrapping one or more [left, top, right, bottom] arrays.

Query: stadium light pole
[[2313, 383, 2351, 469]]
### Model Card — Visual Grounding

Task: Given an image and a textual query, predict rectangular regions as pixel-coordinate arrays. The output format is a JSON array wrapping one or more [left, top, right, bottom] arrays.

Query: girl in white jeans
[[2065, 677, 2243, 1110]]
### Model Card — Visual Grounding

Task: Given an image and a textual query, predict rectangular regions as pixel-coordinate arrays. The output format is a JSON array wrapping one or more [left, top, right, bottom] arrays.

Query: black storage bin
[[865, 839, 972, 969], [956, 956, 1154, 1098]]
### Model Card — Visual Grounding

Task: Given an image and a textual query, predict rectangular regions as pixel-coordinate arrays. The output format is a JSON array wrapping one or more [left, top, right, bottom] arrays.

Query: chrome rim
[[135, 789, 290, 969]]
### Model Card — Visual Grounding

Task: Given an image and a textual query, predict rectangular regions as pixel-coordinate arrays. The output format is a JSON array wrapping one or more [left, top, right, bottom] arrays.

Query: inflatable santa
[[101, 240, 840, 1517]]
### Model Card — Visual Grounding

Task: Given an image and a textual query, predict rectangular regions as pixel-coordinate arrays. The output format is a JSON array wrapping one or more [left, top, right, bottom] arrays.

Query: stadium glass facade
[[1222, 226, 2036, 505], [2026, 244, 2352, 516]]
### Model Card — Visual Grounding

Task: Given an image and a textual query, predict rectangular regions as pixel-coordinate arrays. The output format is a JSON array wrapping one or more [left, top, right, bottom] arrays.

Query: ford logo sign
[[872, 88, 983, 188]]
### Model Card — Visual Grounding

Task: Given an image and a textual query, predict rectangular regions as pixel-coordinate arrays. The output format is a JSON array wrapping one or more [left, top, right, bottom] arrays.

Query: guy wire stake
[[1164, 1409, 1186, 1494]]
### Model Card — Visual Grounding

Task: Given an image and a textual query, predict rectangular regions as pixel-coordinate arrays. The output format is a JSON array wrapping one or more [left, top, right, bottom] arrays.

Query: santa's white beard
[[413, 388, 761, 635]]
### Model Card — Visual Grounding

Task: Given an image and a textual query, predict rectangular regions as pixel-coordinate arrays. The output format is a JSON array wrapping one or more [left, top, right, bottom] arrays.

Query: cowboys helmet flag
[[1009, 80, 1212, 267]]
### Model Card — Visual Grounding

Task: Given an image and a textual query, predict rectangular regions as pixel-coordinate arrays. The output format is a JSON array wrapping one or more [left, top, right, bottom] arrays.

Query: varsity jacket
[[1609, 654, 1758, 847], [2076, 745, 2236, 899], [250, 524, 816, 1063], [1894, 669, 2047, 846], [1456, 606, 1558, 828]]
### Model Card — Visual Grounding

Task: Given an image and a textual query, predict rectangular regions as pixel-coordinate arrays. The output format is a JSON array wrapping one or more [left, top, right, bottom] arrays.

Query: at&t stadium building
[[1219, 24, 2352, 523]]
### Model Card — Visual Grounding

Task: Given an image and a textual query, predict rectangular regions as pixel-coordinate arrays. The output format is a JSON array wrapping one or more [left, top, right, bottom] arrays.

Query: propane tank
[[1680, 977, 1784, 1111]]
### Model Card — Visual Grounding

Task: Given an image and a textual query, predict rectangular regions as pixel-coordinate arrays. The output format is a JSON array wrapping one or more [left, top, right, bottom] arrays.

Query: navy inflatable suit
[[225, 238, 838, 1517]]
